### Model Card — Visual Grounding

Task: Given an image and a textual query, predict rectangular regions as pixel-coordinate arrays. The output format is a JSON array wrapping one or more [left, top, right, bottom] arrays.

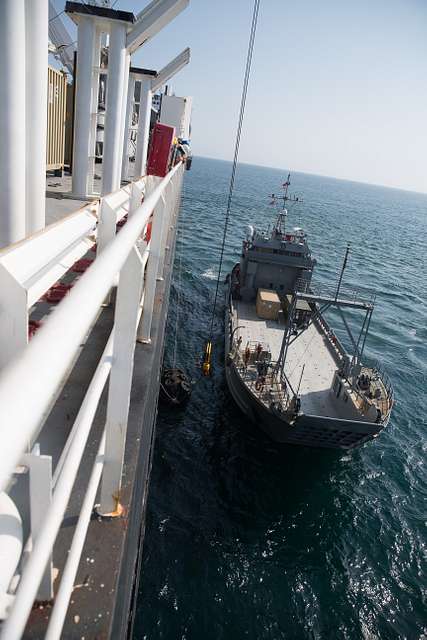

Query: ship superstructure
[[0, 1, 192, 637], [225, 175, 394, 449]]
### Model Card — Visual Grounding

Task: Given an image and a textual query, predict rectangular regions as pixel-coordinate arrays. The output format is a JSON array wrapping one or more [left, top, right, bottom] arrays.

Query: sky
[[55, 0, 427, 194]]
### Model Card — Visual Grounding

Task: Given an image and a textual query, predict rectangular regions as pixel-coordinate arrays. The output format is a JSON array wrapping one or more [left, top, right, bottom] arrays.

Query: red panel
[[72, 258, 93, 273], [146, 123, 175, 178], [43, 283, 73, 303]]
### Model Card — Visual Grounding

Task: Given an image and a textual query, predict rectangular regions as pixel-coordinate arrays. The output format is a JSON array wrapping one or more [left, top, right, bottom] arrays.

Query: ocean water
[[133, 157, 426, 639]]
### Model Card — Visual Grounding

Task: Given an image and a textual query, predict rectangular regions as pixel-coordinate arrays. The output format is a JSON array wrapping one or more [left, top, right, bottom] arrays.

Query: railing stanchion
[[97, 197, 117, 256], [98, 246, 144, 516], [21, 445, 54, 601], [0, 267, 27, 369], [157, 179, 175, 280], [137, 182, 167, 344]]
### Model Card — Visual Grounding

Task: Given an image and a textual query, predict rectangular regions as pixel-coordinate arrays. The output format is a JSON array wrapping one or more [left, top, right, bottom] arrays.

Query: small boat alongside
[[225, 175, 394, 450]]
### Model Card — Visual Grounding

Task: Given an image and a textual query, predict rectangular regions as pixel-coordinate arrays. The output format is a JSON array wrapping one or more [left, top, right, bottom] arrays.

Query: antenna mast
[[335, 243, 351, 301]]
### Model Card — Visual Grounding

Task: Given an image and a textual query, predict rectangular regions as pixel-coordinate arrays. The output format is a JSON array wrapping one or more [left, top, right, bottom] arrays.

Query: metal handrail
[[0, 162, 183, 640], [0, 162, 181, 494], [232, 348, 293, 411], [296, 277, 376, 306]]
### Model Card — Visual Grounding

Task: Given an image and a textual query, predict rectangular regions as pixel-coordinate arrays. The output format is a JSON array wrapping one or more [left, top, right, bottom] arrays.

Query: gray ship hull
[[225, 299, 384, 451]]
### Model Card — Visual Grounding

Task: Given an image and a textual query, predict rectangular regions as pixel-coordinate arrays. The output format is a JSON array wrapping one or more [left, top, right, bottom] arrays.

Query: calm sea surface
[[134, 157, 426, 639]]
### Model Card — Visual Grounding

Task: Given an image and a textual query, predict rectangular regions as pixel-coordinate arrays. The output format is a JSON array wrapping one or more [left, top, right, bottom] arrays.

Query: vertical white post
[[97, 197, 117, 256], [72, 16, 97, 198], [0, 266, 28, 369], [134, 77, 152, 179], [158, 171, 182, 278], [118, 53, 131, 183], [102, 21, 127, 195], [130, 180, 144, 218], [121, 73, 136, 181], [98, 246, 143, 515], [28, 446, 53, 601], [157, 180, 173, 281], [87, 28, 102, 196], [137, 178, 166, 343], [0, 0, 26, 249], [25, 0, 48, 237]]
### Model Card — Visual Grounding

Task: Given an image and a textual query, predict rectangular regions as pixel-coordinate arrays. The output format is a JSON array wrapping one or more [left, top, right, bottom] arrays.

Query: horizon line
[[194, 154, 427, 198]]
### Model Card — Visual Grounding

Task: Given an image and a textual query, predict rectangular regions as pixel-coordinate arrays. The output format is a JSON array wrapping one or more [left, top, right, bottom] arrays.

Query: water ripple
[[135, 158, 427, 640]]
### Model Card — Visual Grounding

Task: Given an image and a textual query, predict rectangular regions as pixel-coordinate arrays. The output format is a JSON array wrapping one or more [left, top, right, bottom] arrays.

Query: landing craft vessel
[[225, 175, 394, 449]]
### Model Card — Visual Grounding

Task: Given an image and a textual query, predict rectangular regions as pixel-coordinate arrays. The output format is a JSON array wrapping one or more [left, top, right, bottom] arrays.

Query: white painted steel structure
[[0, 0, 27, 248], [72, 16, 100, 198], [73, 20, 99, 195], [48, 0, 75, 74], [121, 73, 137, 179], [0, 0, 50, 248], [0, 162, 184, 639], [160, 94, 192, 139], [69, 0, 189, 198], [132, 48, 191, 179], [134, 75, 154, 178], [102, 21, 129, 195], [128, 0, 189, 54], [26, 0, 49, 235]]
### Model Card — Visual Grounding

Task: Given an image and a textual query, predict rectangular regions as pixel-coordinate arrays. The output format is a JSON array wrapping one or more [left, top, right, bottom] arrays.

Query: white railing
[[0, 161, 184, 640]]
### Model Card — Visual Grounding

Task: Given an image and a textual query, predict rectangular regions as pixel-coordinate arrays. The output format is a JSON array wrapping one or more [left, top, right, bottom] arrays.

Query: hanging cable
[[202, 0, 261, 376]]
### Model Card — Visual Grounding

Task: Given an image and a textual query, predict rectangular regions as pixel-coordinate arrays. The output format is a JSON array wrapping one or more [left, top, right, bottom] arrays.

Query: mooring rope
[[202, 0, 261, 374]]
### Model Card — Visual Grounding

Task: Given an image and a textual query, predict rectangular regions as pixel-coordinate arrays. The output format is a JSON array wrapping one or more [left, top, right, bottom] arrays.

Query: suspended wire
[[207, 0, 261, 341], [49, 10, 65, 23]]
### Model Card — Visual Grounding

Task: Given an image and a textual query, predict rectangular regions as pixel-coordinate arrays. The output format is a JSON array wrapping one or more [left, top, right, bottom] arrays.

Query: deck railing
[[0, 162, 184, 639], [232, 346, 293, 413], [295, 278, 376, 307]]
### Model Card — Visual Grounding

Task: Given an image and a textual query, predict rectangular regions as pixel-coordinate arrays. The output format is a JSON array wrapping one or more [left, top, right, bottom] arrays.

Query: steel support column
[[0, 0, 26, 249], [98, 246, 143, 515], [25, 0, 48, 236], [72, 16, 97, 197], [121, 73, 136, 181], [134, 77, 152, 178], [137, 177, 167, 343], [87, 28, 102, 196], [102, 22, 128, 195]]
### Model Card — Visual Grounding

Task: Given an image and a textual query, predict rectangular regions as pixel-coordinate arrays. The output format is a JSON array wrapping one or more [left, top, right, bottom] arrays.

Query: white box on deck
[[159, 94, 192, 140]]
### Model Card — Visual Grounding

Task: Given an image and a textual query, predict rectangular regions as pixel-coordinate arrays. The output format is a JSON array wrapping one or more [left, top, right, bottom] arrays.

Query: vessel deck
[[13, 176, 179, 638], [234, 299, 362, 420]]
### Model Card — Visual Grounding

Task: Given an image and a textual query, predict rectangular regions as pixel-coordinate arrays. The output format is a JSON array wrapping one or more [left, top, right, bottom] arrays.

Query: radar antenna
[[269, 173, 303, 235]]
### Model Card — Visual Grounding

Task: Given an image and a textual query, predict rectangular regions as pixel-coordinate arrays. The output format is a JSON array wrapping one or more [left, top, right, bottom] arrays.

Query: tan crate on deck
[[256, 289, 281, 320]]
